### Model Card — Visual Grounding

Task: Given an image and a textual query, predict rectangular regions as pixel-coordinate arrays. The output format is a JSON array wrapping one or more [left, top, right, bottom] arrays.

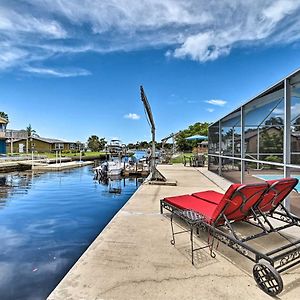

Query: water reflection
[[94, 173, 143, 195], [0, 166, 141, 300], [0, 171, 46, 205]]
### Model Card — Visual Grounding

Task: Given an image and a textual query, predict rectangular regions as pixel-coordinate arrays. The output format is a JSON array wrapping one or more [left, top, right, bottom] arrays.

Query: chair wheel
[[253, 261, 283, 296], [170, 239, 175, 245]]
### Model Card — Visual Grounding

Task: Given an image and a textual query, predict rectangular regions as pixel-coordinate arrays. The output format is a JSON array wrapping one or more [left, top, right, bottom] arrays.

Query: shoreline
[[47, 165, 273, 300]]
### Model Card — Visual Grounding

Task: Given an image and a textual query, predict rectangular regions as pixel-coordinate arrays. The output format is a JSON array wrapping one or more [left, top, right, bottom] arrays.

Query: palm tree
[[26, 124, 36, 153]]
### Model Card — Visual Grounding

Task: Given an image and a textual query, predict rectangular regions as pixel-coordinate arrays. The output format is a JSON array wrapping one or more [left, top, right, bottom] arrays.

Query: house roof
[[35, 137, 68, 144], [8, 136, 75, 144]]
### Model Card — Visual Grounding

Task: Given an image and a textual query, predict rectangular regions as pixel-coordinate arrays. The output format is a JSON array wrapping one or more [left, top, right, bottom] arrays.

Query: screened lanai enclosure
[[208, 68, 300, 216]]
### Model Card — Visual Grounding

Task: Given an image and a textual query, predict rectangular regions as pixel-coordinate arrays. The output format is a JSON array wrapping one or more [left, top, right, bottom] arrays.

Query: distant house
[[244, 127, 283, 153], [0, 116, 8, 154], [7, 136, 83, 153], [244, 126, 300, 153]]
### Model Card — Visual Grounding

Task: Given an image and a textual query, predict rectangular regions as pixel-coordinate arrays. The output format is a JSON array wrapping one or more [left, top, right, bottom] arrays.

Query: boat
[[106, 139, 126, 156], [106, 160, 123, 176], [94, 159, 124, 178]]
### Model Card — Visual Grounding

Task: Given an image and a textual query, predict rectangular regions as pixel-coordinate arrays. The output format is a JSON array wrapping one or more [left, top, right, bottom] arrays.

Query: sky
[[1, 0, 300, 143]]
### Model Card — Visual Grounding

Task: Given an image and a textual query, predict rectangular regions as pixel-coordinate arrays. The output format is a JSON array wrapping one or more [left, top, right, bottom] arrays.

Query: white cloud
[[206, 108, 215, 113], [0, 7, 67, 38], [272, 108, 284, 115], [291, 103, 300, 120], [22, 66, 91, 77], [0, 47, 29, 70], [171, 0, 300, 62], [124, 113, 141, 120], [205, 99, 227, 106], [173, 31, 231, 61], [0, 0, 300, 71]]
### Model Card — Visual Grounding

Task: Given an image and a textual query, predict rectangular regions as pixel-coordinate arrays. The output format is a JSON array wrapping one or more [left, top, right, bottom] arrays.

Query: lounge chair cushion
[[192, 190, 224, 204], [163, 194, 198, 210], [163, 194, 218, 223], [192, 184, 243, 206], [258, 178, 298, 212]]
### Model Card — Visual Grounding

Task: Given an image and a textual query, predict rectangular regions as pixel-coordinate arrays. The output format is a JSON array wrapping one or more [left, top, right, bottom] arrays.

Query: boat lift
[[140, 86, 166, 182], [161, 132, 178, 155]]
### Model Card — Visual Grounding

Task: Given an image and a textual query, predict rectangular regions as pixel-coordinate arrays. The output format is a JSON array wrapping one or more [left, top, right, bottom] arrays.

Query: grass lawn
[[44, 151, 108, 158], [171, 153, 194, 164]]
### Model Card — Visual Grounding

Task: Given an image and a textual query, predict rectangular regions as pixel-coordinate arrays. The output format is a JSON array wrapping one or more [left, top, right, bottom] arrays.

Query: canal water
[[0, 166, 141, 300]]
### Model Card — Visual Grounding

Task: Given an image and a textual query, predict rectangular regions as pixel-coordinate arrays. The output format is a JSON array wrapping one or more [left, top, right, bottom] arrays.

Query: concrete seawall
[[47, 165, 300, 300]]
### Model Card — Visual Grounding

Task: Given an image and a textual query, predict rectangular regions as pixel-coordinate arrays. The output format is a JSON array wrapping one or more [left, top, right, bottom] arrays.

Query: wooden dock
[[32, 161, 94, 171], [123, 170, 149, 177], [123, 163, 150, 177]]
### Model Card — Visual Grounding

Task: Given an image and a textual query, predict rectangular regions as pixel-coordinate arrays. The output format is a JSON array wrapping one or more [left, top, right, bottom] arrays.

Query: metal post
[[240, 106, 245, 183], [151, 128, 156, 173], [284, 78, 291, 210], [232, 126, 235, 169], [10, 130, 13, 155], [140, 85, 166, 182], [30, 137, 33, 165], [172, 135, 175, 155], [218, 120, 222, 176], [257, 127, 260, 169]]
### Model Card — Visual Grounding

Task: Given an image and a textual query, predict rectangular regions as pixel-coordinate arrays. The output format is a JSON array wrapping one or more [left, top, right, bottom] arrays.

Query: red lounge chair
[[258, 178, 298, 213], [162, 182, 269, 226], [160, 179, 300, 296], [243, 177, 299, 233], [191, 178, 298, 215]]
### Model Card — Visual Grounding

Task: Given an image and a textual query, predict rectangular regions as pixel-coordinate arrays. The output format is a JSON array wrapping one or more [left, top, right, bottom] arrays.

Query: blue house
[[0, 116, 8, 154]]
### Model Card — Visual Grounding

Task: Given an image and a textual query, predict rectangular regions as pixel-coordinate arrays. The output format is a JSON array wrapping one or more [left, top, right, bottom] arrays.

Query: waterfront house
[[7, 136, 81, 153], [0, 117, 8, 154]]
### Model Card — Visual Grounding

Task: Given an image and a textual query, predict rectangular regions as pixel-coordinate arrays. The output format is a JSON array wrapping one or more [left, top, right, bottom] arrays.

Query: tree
[[261, 129, 283, 154], [26, 124, 36, 138], [26, 124, 36, 153], [175, 122, 210, 152], [0, 112, 9, 122], [265, 117, 284, 126], [75, 141, 84, 151], [99, 138, 107, 150], [176, 134, 192, 152], [127, 143, 135, 149], [87, 135, 106, 152], [139, 141, 150, 149]]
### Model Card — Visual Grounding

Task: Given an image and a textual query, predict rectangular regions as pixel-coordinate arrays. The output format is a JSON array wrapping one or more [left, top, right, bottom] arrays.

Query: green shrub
[[265, 155, 281, 169], [265, 155, 281, 163]]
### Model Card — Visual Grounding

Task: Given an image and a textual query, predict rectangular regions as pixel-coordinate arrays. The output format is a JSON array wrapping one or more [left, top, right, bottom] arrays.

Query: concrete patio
[[48, 164, 300, 300]]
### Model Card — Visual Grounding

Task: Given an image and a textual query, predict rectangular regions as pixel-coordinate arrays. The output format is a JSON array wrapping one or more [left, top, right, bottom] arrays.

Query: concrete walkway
[[48, 165, 300, 300]]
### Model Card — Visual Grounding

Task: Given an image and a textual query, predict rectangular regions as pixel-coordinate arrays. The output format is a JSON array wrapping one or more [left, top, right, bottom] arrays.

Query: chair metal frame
[[160, 181, 300, 296]]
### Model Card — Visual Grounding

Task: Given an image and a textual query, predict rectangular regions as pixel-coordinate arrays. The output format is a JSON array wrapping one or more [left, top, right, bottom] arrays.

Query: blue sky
[[1, 0, 300, 143]]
